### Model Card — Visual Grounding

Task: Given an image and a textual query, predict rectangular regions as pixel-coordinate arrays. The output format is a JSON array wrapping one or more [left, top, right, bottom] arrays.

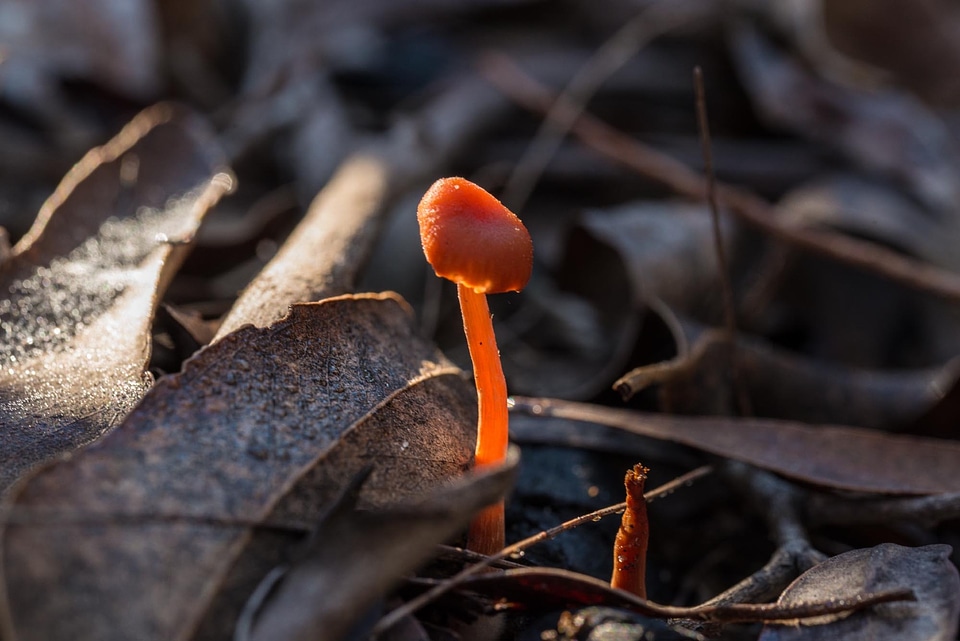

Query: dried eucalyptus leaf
[[512, 397, 960, 494], [0, 293, 476, 641], [0, 104, 229, 493], [529, 201, 733, 399], [247, 449, 519, 641], [760, 544, 959, 641], [773, 176, 960, 364]]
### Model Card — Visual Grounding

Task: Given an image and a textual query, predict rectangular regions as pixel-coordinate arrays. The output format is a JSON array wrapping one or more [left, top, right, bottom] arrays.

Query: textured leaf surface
[[0, 105, 230, 493], [760, 544, 960, 641], [247, 449, 519, 641], [0, 293, 476, 641]]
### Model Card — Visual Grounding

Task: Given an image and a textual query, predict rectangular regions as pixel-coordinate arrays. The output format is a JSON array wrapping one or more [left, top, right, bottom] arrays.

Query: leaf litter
[[760, 544, 959, 641], [0, 293, 477, 641], [4, 1, 960, 639], [242, 448, 519, 641]]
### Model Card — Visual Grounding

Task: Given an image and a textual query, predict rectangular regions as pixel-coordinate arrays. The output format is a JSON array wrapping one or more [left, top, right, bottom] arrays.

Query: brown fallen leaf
[[216, 74, 509, 338], [561, 201, 733, 324], [760, 544, 959, 640], [775, 176, 949, 268], [517, 201, 733, 399], [0, 293, 476, 641], [244, 448, 519, 641], [0, 104, 230, 493], [510, 397, 960, 494], [214, 155, 389, 338]]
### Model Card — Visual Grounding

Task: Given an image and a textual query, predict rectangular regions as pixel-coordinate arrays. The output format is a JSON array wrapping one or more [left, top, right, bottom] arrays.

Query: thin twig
[[693, 68, 735, 344], [423, 566, 912, 624], [480, 53, 960, 303], [693, 66, 752, 417], [688, 588, 914, 623], [371, 465, 714, 637]]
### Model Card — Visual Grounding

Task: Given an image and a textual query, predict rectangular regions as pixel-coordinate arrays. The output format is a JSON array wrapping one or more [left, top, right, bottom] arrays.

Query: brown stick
[[693, 66, 752, 416], [215, 155, 388, 338]]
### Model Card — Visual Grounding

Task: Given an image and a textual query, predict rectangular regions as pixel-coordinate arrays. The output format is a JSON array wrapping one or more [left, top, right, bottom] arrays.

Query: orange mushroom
[[417, 177, 533, 554]]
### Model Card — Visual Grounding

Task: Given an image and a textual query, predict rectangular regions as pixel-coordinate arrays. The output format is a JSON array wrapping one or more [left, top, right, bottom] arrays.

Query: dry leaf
[[219, 75, 510, 338], [246, 448, 519, 641], [768, 176, 960, 368], [521, 201, 734, 399], [511, 397, 960, 494], [0, 104, 230, 493], [565, 201, 734, 319], [760, 544, 960, 640], [0, 293, 477, 641]]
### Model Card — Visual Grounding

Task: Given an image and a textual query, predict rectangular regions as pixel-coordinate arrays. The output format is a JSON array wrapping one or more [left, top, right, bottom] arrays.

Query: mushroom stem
[[467, 500, 505, 555], [458, 283, 509, 467], [458, 283, 508, 554]]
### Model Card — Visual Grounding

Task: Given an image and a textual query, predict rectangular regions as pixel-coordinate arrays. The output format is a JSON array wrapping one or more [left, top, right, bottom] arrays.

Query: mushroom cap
[[418, 177, 533, 294]]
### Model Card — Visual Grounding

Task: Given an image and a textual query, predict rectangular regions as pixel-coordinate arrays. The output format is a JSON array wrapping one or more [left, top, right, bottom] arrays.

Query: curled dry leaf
[[0, 104, 230, 493], [775, 176, 950, 267], [511, 397, 960, 494], [0, 293, 477, 641], [760, 543, 960, 641], [523, 201, 733, 399], [564, 202, 734, 320], [246, 448, 519, 641]]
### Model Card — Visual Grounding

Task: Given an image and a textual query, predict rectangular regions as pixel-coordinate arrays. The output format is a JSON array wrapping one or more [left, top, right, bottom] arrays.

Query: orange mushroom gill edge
[[417, 177, 533, 555]]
